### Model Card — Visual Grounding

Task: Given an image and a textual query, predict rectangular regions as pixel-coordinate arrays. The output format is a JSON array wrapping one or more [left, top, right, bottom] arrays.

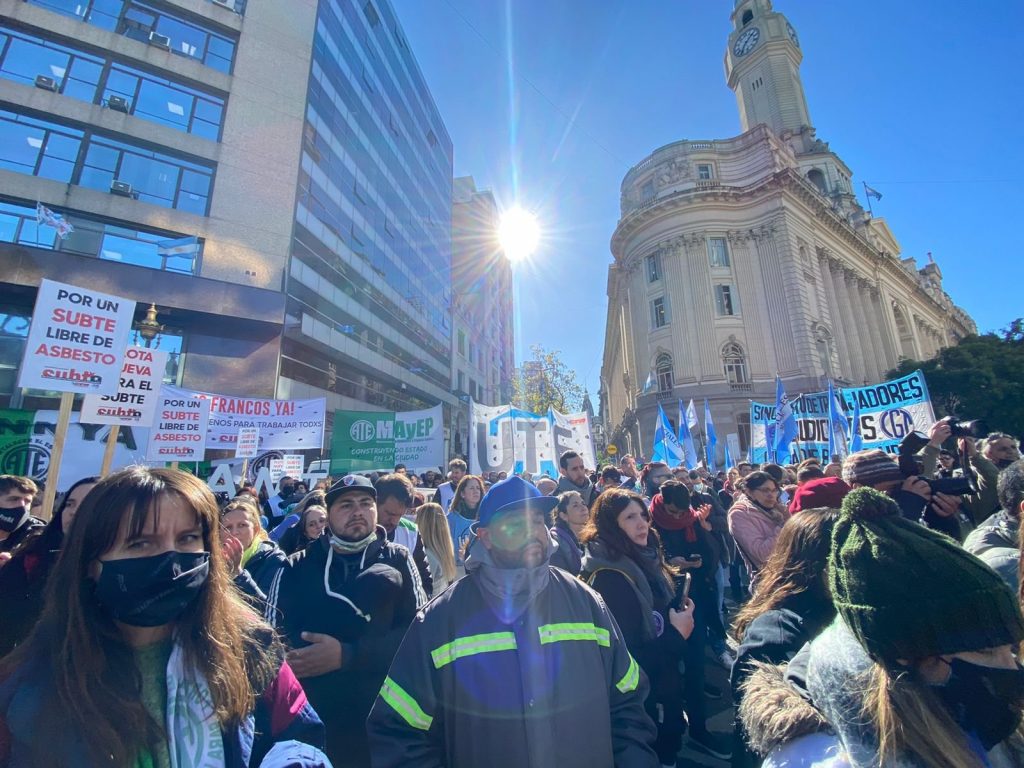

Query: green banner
[[330, 405, 444, 474], [0, 408, 37, 476]]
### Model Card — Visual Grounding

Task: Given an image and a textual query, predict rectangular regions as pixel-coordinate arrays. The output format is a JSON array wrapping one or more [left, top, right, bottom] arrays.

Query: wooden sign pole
[[41, 391, 74, 521], [99, 425, 120, 477]]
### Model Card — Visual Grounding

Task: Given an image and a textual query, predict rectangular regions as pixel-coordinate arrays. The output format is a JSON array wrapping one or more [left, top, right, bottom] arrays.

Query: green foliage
[[887, 319, 1024, 437], [511, 345, 585, 414]]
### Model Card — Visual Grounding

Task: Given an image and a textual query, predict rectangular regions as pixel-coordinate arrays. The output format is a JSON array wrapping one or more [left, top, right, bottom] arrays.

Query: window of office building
[[656, 353, 674, 392], [102, 63, 225, 139], [646, 252, 661, 283], [715, 284, 739, 316], [722, 342, 748, 384], [0, 110, 82, 182], [0, 30, 103, 101], [651, 296, 670, 329]]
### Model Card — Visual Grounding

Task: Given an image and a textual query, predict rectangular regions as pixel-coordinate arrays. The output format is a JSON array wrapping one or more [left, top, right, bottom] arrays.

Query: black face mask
[[94, 551, 210, 627], [0, 504, 29, 533], [932, 658, 1024, 750]]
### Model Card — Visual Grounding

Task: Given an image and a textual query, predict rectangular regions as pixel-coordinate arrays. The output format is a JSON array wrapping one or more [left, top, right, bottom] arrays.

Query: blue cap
[[476, 475, 559, 528]]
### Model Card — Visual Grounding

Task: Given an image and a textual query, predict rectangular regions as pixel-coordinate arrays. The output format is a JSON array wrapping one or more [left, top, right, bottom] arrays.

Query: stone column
[[732, 231, 772, 376], [847, 272, 882, 382], [755, 229, 800, 374], [818, 250, 851, 380], [684, 233, 719, 381], [829, 261, 867, 383], [871, 286, 899, 369], [858, 277, 888, 380]]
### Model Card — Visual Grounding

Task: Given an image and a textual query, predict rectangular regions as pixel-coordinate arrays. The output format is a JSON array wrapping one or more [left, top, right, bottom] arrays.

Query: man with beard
[[268, 474, 425, 767], [368, 476, 659, 767], [555, 450, 599, 507]]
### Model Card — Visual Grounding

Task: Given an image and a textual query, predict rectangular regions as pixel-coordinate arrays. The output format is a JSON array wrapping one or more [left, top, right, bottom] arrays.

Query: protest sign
[[331, 404, 443, 473], [283, 454, 305, 478], [18, 280, 135, 395], [146, 391, 211, 462], [749, 370, 935, 462], [469, 402, 596, 477], [235, 427, 260, 458], [269, 458, 285, 483], [0, 408, 149, 491], [162, 385, 324, 450], [80, 347, 168, 426]]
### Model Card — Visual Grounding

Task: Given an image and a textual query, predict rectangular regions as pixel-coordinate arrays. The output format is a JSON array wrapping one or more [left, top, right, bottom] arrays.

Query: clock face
[[733, 27, 760, 57], [786, 22, 800, 47]]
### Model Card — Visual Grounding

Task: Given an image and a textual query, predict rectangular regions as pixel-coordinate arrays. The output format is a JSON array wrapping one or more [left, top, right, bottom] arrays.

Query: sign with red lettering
[[145, 390, 211, 462], [80, 347, 169, 426], [18, 279, 136, 395], [161, 385, 325, 450], [235, 427, 260, 458]]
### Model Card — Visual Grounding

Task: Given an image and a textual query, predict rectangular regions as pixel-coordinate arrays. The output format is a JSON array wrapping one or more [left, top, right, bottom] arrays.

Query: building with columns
[[600, 0, 975, 460]]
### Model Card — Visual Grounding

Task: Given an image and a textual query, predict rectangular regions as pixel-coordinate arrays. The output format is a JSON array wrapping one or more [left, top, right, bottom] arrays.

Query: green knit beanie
[[829, 487, 1024, 663]]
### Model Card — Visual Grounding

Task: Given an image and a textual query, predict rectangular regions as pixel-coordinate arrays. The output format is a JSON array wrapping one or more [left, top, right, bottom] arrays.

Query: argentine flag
[[677, 400, 698, 469], [773, 376, 799, 464], [652, 403, 684, 466]]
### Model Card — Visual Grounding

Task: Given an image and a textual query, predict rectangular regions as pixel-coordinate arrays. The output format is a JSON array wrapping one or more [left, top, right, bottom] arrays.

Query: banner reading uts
[[162, 386, 325, 451], [749, 370, 935, 463]]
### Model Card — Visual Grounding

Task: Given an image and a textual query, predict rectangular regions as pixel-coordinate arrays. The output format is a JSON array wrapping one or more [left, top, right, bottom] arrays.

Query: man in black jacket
[[267, 474, 425, 767], [0, 475, 42, 559]]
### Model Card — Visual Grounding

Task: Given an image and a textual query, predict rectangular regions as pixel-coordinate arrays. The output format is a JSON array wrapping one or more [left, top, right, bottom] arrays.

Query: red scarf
[[650, 493, 698, 543]]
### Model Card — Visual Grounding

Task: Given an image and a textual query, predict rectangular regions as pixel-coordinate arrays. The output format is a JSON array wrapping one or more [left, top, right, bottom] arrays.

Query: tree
[[887, 319, 1024, 438], [511, 345, 585, 414]]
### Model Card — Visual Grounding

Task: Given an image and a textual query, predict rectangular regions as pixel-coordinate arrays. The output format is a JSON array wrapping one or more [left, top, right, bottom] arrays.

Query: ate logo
[[350, 420, 376, 443]]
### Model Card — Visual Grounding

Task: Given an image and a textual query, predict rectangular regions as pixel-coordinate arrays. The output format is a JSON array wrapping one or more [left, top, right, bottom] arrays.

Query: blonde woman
[[415, 502, 457, 596], [220, 495, 287, 597]]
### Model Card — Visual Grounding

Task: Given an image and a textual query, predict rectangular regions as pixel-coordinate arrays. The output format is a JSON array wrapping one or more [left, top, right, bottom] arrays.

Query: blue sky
[[392, 0, 1024, 403]]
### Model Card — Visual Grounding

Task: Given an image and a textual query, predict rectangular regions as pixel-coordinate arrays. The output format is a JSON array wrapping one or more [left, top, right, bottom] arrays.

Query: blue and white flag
[[827, 380, 850, 461], [686, 399, 698, 431], [723, 439, 733, 470], [849, 396, 864, 453], [156, 235, 200, 258], [652, 403, 684, 466], [643, 371, 656, 394], [677, 400, 698, 470], [773, 376, 799, 464], [704, 399, 717, 471]]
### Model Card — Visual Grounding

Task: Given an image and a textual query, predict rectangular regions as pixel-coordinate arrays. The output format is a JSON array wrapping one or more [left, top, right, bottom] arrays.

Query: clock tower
[[725, 0, 811, 137]]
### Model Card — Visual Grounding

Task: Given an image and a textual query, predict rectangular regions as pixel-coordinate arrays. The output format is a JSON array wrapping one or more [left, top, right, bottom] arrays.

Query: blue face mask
[[94, 551, 209, 627]]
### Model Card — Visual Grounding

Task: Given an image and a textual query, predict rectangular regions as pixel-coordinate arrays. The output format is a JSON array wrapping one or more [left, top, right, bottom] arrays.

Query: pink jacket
[[727, 494, 787, 577]]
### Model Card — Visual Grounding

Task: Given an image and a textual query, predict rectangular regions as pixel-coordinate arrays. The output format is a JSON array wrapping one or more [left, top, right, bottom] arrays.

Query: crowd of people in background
[[0, 419, 1022, 767]]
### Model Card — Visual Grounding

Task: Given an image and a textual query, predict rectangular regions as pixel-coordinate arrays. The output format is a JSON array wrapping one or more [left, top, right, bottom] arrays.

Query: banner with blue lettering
[[749, 371, 935, 463]]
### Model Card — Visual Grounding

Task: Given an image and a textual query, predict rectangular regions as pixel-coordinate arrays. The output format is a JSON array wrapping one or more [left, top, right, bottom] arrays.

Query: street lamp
[[134, 303, 163, 348]]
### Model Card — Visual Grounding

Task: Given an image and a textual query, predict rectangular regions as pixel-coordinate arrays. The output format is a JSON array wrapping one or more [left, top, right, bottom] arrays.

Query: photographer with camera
[[916, 419, 1001, 527], [842, 447, 963, 539]]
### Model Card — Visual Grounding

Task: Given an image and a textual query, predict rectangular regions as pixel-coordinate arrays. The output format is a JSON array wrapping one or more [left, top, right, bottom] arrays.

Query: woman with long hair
[[273, 490, 326, 553], [414, 502, 457, 596], [0, 475, 98, 656], [277, 501, 328, 557], [0, 466, 325, 767], [745, 488, 1024, 767], [220, 495, 288, 598], [729, 507, 839, 768], [727, 471, 787, 583], [580, 488, 695, 768], [446, 474, 484, 570], [549, 490, 588, 576]]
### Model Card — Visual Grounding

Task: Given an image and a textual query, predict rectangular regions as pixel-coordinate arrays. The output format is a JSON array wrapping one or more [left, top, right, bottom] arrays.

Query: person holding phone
[[580, 489, 695, 768]]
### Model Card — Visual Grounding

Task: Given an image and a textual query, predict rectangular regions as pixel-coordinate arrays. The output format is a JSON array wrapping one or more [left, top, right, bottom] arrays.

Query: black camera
[[936, 415, 988, 439], [897, 431, 973, 496]]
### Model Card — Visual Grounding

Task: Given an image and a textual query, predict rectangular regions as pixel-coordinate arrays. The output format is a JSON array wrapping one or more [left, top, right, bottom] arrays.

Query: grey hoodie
[[963, 510, 1020, 590]]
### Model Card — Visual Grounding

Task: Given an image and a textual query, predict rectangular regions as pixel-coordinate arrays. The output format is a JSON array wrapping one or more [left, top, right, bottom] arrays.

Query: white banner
[[235, 427, 260, 458], [282, 454, 305, 478], [393, 404, 444, 470], [469, 401, 597, 477], [19, 279, 136, 394], [80, 347, 168, 426], [269, 458, 285, 483], [146, 391, 211, 462], [161, 385, 325, 451]]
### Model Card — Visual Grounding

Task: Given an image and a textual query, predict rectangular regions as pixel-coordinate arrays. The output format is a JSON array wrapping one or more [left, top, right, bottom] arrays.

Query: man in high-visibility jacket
[[367, 476, 659, 767]]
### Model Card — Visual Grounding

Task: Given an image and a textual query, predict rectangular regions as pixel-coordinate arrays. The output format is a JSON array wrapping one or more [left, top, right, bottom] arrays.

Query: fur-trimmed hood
[[738, 661, 830, 756]]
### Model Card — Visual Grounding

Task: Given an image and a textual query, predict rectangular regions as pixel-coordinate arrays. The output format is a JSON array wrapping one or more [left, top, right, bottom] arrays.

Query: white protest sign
[[146, 390, 211, 462], [269, 459, 285, 483], [235, 427, 260, 458], [19, 279, 136, 395], [80, 347, 168, 426], [283, 454, 304, 478]]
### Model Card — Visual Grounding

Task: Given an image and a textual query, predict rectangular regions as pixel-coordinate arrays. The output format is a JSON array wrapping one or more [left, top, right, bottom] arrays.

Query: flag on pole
[[156, 235, 200, 258], [723, 439, 733, 470], [704, 399, 717, 472], [677, 400, 698, 470], [827, 380, 850, 461], [863, 183, 883, 201], [643, 371, 655, 393], [36, 202, 74, 240], [849, 397, 864, 453], [773, 376, 799, 464], [686, 399, 698, 431], [651, 403, 684, 467]]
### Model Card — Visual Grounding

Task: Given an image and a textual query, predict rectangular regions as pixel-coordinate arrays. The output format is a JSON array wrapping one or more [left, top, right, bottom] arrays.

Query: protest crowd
[[1, 418, 1023, 768]]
